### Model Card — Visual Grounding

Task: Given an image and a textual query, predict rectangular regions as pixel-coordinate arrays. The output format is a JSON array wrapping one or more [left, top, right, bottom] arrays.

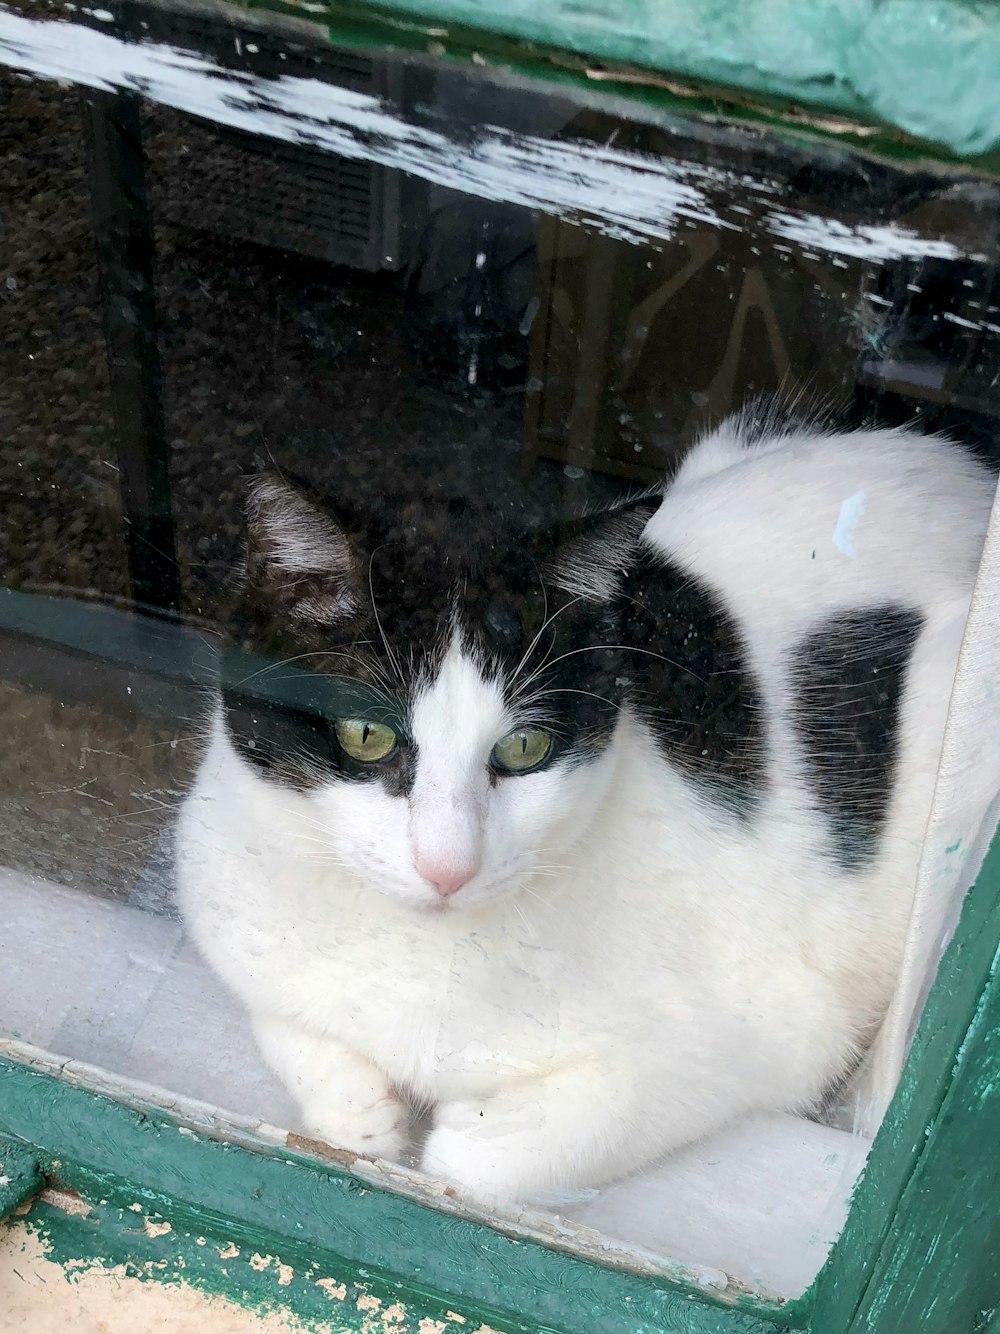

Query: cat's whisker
[[509, 593, 584, 688], [367, 548, 406, 687], [517, 643, 708, 692], [288, 814, 343, 838], [115, 802, 187, 821], [230, 651, 334, 687], [138, 731, 213, 751], [527, 686, 626, 715], [511, 899, 531, 932]]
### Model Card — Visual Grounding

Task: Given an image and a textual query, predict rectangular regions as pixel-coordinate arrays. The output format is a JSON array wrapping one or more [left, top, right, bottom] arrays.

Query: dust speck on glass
[[2, 0, 1000, 1304]]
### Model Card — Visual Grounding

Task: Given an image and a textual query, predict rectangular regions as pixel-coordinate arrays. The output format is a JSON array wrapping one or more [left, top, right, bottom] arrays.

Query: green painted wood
[[846, 959, 1000, 1334], [231, 0, 1000, 159], [17, 1185, 519, 1334], [0, 1058, 791, 1334], [809, 827, 1000, 1332], [0, 1136, 43, 1220]]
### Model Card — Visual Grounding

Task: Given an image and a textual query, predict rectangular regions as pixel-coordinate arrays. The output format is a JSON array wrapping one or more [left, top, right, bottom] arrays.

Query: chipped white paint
[[943, 311, 985, 330], [0, 7, 730, 244], [767, 211, 982, 263], [0, 6, 987, 264]]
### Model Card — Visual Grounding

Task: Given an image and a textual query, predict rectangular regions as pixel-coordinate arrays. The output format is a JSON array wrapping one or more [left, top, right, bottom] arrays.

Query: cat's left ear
[[243, 473, 361, 623], [547, 495, 660, 602]]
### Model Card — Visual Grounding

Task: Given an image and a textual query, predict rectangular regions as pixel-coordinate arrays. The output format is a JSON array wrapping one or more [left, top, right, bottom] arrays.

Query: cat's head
[[219, 474, 657, 911]]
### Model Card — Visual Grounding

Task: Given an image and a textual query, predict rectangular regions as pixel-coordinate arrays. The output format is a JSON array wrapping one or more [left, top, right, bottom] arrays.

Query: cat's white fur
[[176, 422, 995, 1201]]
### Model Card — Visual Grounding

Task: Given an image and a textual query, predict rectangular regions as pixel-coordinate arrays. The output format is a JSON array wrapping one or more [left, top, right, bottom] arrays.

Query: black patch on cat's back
[[619, 547, 766, 811], [791, 605, 924, 869]]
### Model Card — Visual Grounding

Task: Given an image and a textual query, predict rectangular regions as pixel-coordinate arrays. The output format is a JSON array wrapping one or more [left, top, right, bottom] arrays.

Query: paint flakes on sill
[[316, 1278, 348, 1301], [143, 1218, 173, 1239], [217, 1242, 240, 1260], [38, 1187, 91, 1218]]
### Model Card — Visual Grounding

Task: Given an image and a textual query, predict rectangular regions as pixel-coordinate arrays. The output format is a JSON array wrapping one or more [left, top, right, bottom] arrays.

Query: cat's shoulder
[[638, 407, 994, 623], [669, 402, 988, 499]]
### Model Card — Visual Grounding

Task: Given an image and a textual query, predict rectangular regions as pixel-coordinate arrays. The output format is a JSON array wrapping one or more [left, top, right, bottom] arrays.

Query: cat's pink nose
[[416, 858, 478, 897]]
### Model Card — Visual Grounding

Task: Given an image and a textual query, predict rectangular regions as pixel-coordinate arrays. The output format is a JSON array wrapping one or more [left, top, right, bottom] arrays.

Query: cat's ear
[[243, 473, 360, 623], [547, 495, 660, 602]]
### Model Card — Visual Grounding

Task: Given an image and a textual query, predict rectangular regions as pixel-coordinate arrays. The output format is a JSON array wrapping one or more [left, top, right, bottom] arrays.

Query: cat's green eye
[[492, 728, 552, 773], [334, 718, 398, 763]]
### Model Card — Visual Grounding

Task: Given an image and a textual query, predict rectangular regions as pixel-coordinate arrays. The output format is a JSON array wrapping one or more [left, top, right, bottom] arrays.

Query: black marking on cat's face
[[791, 605, 924, 869], [220, 650, 417, 793], [221, 475, 657, 794], [617, 546, 766, 810]]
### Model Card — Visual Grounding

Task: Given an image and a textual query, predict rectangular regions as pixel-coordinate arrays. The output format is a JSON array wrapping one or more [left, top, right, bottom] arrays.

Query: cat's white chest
[[297, 909, 572, 1098], [178, 794, 575, 1100]]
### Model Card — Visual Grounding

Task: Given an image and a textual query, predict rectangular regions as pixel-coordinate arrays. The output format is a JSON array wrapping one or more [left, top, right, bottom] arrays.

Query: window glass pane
[[2, 3, 999, 1304]]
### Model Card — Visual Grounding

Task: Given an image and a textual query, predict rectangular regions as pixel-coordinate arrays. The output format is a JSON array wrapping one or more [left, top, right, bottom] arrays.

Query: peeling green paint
[[15, 1190, 508, 1334], [0, 1139, 42, 1221], [0, 1068, 788, 1334], [810, 827, 1000, 1331]]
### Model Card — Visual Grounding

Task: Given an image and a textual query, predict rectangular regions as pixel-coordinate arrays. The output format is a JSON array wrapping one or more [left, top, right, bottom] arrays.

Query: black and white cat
[[176, 407, 995, 1201]]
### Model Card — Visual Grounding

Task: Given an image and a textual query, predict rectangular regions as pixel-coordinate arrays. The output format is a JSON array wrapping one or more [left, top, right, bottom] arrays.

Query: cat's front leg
[[424, 1064, 636, 1202], [253, 1014, 408, 1160]]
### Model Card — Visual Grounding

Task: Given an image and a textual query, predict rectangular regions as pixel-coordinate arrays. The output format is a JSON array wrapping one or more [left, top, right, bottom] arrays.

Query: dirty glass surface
[[2, 0, 1000, 1302]]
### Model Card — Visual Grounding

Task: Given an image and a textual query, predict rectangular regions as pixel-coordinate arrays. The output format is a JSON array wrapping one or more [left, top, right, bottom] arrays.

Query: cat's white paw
[[252, 1015, 408, 1161], [421, 1096, 546, 1201], [298, 1065, 408, 1161]]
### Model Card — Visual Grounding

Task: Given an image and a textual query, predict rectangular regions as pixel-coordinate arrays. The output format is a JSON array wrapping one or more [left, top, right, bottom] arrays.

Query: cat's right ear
[[243, 473, 361, 624]]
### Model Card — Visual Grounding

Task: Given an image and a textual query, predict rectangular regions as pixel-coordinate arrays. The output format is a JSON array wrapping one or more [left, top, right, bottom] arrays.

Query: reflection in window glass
[[2, 7, 1000, 1302]]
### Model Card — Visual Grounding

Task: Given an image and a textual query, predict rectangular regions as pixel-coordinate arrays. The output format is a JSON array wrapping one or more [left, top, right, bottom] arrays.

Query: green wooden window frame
[[1, 2, 999, 1330]]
